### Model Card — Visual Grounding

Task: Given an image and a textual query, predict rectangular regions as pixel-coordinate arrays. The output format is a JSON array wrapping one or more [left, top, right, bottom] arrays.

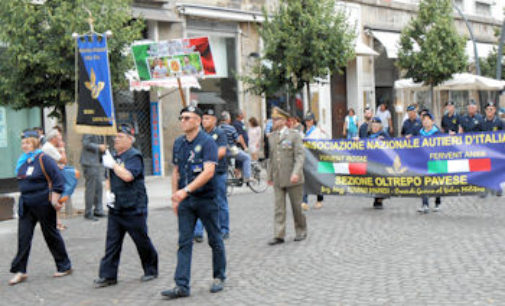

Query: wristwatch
[[184, 186, 192, 194]]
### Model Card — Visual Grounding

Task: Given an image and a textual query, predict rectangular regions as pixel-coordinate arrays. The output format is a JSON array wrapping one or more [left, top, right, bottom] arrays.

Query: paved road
[[1, 185, 505, 305]]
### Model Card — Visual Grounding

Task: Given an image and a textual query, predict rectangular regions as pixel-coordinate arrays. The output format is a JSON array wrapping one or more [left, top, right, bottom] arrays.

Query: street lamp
[[453, 1, 481, 75]]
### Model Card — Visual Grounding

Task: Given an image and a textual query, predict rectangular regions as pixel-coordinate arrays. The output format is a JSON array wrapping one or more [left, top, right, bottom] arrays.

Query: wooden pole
[[177, 78, 187, 107]]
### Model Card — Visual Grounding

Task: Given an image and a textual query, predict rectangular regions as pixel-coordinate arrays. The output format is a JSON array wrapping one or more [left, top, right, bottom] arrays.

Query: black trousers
[[99, 213, 158, 280], [10, 202, 71, 274]]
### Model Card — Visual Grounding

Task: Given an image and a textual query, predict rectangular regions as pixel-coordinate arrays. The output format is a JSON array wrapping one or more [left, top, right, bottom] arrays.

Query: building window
[[475, 2, 491, 16], [449, 91, 469, 115]]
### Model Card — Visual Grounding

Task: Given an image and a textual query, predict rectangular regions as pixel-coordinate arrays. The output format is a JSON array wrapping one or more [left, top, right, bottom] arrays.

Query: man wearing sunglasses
[[162, 106, 226, 300]]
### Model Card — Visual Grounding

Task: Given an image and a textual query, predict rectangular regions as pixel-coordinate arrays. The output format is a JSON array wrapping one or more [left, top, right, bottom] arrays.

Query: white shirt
[[376, 108, 392, 129], [42, 141, 61, 162]]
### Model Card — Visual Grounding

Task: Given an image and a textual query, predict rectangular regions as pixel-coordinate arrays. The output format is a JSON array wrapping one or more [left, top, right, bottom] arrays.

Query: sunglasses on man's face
[[178, 115, 196, 121]]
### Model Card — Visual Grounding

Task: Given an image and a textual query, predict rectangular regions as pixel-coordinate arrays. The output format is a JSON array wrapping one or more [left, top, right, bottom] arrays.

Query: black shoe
[[94, 212, 106, 218], [294, 234, 307, 242], [93, 278, 117, 288], [268, 238, 284, 245], [222, 233, 230, 240], [373, 200, 383, 210], [210, 278, 224, 293], [140, 274, 158, 282], [194, 236, 203, 243], [84, 216, 99, 221], [161, 286, 190, 299]]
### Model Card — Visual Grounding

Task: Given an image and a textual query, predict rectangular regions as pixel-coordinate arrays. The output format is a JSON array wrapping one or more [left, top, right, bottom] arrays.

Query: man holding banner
[[267, 107, 307, 245]]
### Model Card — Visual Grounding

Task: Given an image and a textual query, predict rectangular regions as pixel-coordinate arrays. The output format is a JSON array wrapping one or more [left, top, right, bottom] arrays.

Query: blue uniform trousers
[[99, 212, 158, 280], [176, 196, 226, 292], [10, 202, 71, 274], [194, 172, 229, 237]]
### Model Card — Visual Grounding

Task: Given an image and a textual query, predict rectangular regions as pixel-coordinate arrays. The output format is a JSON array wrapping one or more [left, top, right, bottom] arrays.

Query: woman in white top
[[343, 108, 359, 139], [247, 117, 262, 161]]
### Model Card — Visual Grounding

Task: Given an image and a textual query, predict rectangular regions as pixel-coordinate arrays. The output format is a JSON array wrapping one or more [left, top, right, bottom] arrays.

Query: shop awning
[[355, 40, 379, 56], [177, 4, 265, 23], [132, 6, 182, 22], [394, 73, 505, 91]]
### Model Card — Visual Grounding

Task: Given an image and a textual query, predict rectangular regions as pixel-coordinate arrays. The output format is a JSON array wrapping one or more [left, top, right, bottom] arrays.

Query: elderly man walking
[[267, 107, 307, 245]]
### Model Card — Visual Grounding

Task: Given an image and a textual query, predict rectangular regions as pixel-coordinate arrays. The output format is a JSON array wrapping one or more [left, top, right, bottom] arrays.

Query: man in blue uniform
[[482, 102, 504, 132], [367, 117, 389, 209], [194, 108, 230, 242], [94, 124, 158, 288], [459, 100, 483, 133], [401, 105, 421, 138], [441, 101, 460, 134], [162, 106, 226, 299], [359, 107, 373, 139]]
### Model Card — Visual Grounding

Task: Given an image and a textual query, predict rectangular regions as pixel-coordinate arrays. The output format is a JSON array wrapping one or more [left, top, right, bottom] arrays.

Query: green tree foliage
[[397, 0, 467, 87], [242, 0, 356, 100], [0, 0, 144, 118]]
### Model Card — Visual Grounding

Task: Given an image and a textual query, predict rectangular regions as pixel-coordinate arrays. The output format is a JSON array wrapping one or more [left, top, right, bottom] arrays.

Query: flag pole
[[177, 77, 187, 107]]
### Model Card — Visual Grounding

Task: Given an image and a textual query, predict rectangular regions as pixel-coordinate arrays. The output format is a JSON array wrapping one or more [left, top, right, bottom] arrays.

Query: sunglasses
[[179, 115, 197, 121]]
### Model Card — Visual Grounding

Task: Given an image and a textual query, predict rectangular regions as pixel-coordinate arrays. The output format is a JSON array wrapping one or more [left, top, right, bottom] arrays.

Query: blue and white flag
[[75, 34, 116, 135]]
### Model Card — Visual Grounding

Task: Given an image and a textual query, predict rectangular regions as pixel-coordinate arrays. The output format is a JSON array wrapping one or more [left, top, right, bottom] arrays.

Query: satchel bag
[[38, 153, 53, 202]]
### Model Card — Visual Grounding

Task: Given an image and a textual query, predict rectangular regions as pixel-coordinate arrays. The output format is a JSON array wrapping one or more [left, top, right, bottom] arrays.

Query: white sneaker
[[417, 205, 429, 214]]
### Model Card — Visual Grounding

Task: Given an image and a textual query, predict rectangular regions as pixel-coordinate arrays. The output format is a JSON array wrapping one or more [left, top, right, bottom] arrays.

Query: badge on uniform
[[191, 163, 203, 173], [212, 134, 218, 140], [281, 139, 293, 149], [195, 145, 202, 153], [26, 166, 34, 176]]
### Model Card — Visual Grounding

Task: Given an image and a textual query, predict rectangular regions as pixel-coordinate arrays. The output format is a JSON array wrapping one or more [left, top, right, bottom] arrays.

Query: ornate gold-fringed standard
[[73, 26, 117, 136]]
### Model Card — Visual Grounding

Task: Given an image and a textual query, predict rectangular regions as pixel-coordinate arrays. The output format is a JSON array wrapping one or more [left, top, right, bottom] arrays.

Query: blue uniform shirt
[[109, 147, 147, 215], [441, 113, 460, 133], [173, 129, 218, 198], [17, 153, 64, 216], [460, 113, 483, 133], [358, 122, 369, 139], [205, 127, 228, 174], [232, 119, 248, 147], [401, 118, 421, 136], [482, 116, 504, 132]]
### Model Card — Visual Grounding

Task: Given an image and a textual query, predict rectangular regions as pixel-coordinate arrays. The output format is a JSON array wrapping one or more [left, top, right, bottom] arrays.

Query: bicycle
[[226, 158, 268, 195]]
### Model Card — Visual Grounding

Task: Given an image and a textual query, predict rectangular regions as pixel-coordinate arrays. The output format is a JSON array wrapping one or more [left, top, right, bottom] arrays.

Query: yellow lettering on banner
[[304, 140, 365, 151], [429, 151, 463, 160], [335, 176, 374, 186], [464, 133, 505, 145], [83, 109, 95, 115], [424, 175, 468, 186], [464, 151, 486, 158]]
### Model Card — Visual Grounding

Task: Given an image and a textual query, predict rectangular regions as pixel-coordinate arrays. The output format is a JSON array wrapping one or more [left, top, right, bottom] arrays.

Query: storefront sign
[[304, 131, 505, 197], [150, 102, 162, 176], [0, 107, 7, 148], [131, 37, 216, 81]]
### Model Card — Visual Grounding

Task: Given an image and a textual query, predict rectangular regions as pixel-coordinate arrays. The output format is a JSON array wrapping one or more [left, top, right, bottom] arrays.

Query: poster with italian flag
[[303, 131, 505, 197]]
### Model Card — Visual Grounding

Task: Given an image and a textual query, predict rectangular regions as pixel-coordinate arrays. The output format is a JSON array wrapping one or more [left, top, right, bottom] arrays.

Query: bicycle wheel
[[226, 168, 234, 196], [248, 163, 268, 193]]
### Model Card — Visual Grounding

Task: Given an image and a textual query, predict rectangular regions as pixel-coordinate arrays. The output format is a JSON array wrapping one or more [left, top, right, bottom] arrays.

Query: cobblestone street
[[1, 181, 505, 305]]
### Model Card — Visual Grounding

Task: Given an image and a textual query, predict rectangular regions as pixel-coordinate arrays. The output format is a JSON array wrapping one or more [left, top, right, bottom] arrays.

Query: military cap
[[445, 101, 455, 106], [271, 107, 290, 119], [485, 101, 496, 109], [203, 108, 217, 117], [406, 105, 416, 112], [469, 99, 477, 106], [21, 130, 39, 139], [180, 105, 203, 117], [421, 112, 434, 120], [304, 112, 316, 121], [370, 117, 382, 123], [117, 123, 135, 136]]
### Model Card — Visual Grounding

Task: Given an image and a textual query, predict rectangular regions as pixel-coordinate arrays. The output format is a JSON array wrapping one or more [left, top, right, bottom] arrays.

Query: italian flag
[[318, 162, 367, 175], [428, 158, 491, 174]]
